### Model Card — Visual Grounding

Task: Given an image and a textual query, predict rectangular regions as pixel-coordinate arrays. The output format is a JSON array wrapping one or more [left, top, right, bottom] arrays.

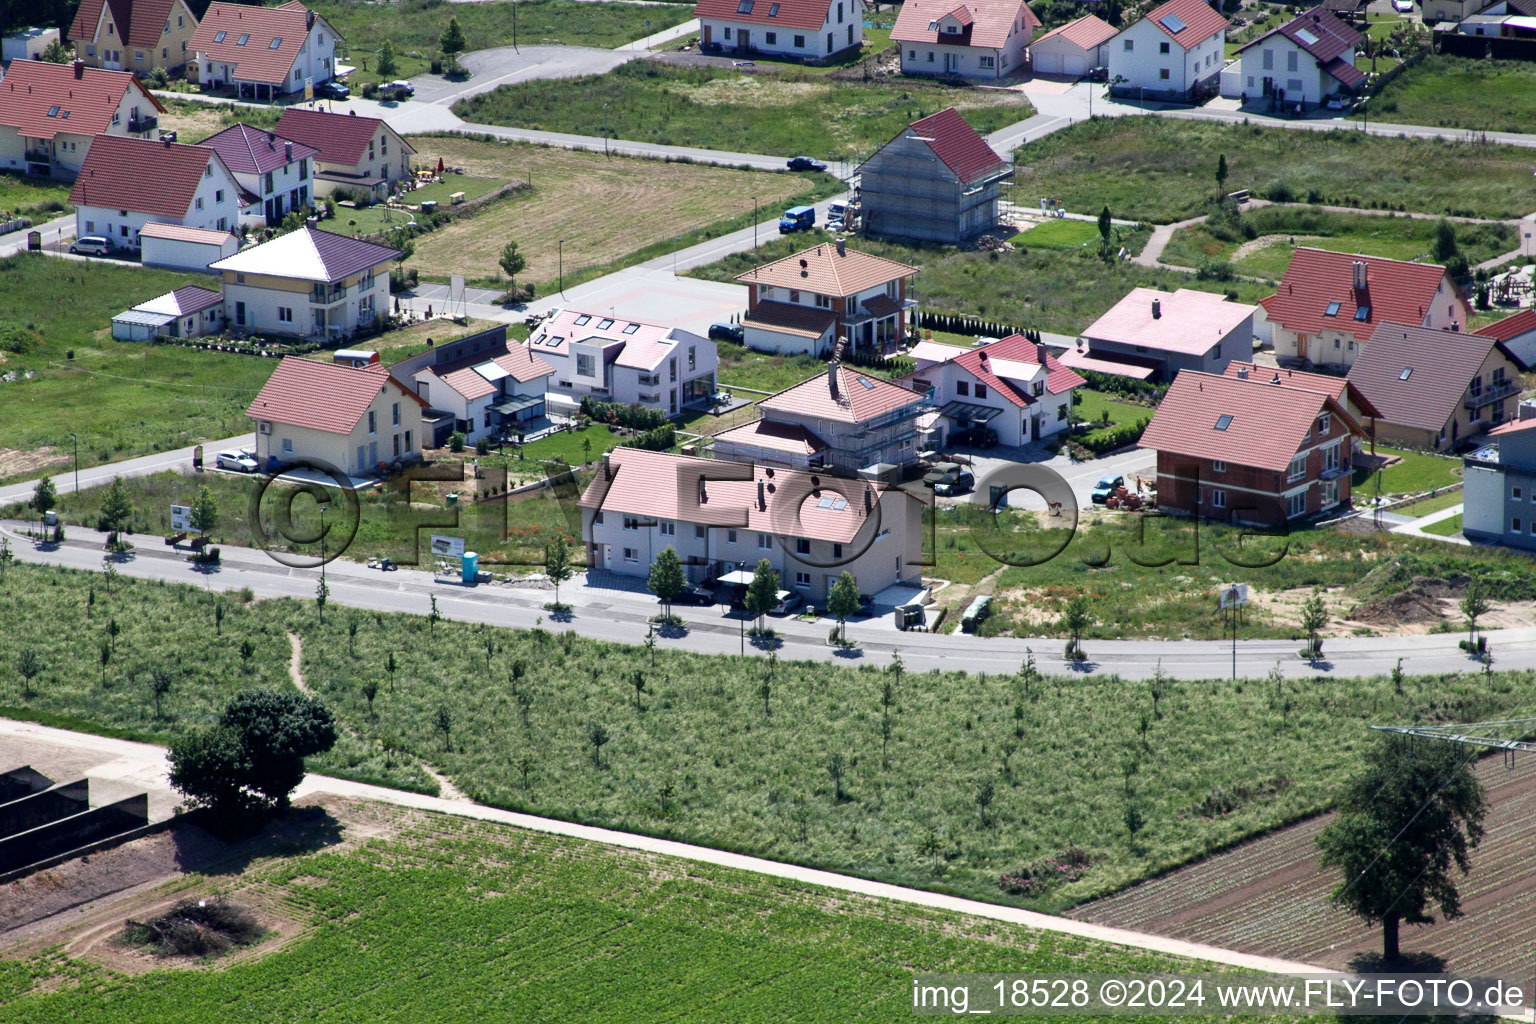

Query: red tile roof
[[191, 2, 333, 86], [273, 107, 406, 169], [692, 0, 832, 32], [580, 447, 891, 544], [902, 107, 1008, 185], [1144, 0, 1229, 43], [1221, 361, 1382, 420], [491, 346, 555, 383], [761, 364, 923, 424], [1083, 287, 1255, 356], [137, 222, 236, 244], [1260, 247, 1457, 344], [69, 0, 183, 48], [1347, 322, 1512, 433], [246, 357, 422, 434], [712, 418, 829, 455], [1474, 308, 1536, 343], [892, 0, 1039, 49], [1237, 9, 1361, 64], [946, 333, 1083, 407], [736, 243, 915, 297], [741, 300, 838, 340], [1031, 13, 1117, 50], [0, 61, 160, 142], [1490, 417, 1536, 436], [1141, 370, 1360, 473], [69, 135, 229, 219], [198, 123, 319, 175]]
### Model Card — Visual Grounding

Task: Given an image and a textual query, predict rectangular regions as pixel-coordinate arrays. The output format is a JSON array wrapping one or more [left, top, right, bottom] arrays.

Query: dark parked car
[[933, 471, 975, 497], [670, 583, 716, 606], [1091, 475, 1125, 504], [786, 156, 827, 172], [316, 80, 350, 100], [708, 322, 744, 344]]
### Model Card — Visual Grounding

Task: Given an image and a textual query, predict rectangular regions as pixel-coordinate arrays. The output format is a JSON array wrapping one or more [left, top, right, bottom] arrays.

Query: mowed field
[[1073, 753, 1536, 976], [1, 797, 1293, 1022], [406, 136, 821, 285]]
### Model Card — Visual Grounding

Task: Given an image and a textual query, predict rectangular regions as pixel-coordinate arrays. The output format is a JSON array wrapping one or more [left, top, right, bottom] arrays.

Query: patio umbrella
[[437, 157, 445, 175]]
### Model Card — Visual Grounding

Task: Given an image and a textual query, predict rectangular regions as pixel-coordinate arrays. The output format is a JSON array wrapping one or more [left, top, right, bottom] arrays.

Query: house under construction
[[857, 107, 1012, 244]]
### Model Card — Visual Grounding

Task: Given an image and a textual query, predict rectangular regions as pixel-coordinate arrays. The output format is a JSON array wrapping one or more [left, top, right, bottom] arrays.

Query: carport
[[111, 309, 175, 341], [935, 400, 1006, 445]]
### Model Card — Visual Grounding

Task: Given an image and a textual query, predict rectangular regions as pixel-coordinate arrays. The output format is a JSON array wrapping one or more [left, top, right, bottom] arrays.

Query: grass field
[[1160, 208, 1516, 279], [157, 99, 281, 143], [1424, 512, 1464, 536], [718, 344, 840, 394], [0, 255, 275, 483], [404, 135, 827, 287], [336, 175, 509, 237], [2, 803, 1283, 1022], [689, 228, 1272, 338], [1393, 489, 1465, 519], [1014, 118, 1536, 223], [1353, 445, 1462, 496], [453, 59, 1032, 158], [0, 171, 71, 220], [1354, 55, 1536, 135], [1009, 218, 1104, 249], [311, 0, 692, 85], [5, 560, 1536, 912]]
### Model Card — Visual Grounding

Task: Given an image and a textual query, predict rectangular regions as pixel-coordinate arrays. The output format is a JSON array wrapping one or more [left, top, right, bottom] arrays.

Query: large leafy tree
[[1316, 733, 1487, 963], [647, 545, 686, 617], [167, 689, 337, 817], [743, 558, 780, 630]]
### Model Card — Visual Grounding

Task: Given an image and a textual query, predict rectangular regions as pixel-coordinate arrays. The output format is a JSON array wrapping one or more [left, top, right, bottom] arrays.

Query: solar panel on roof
[[857, 376, 875, 389], [623, 323, 640, 334], [1159, 13, 1187, 32], [1295, 28, 1319, 45], [1400, 367, 1412, 380], [832, 498, 848, 510], [1214, 414, 1233, 431], [598, 318, 614, 329], [818, 495, 835, 508], [574, 314, 591, 325]]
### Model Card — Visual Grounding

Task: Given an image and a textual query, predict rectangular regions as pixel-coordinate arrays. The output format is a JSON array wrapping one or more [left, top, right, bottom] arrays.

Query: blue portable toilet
[[461, 551, 478, 583]]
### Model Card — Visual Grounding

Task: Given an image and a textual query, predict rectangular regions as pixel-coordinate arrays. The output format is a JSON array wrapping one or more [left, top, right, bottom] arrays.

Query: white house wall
[[1109, 17, 1225, 99]]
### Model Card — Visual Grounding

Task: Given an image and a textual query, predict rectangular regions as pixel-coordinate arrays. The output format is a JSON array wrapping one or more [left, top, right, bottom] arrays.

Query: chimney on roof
[[1352, 260, 1367, 291], [285, 140, 293, 160], [757, 480, 766, 511], [307, 8, 315, 28], [864, 486, 873, 514], [1237, 366, 1249, 379], [602, 452, 611, 480], [163, 135, 172, 148], [828, 359, 840, 399], [1151, 297, 1161, 320], [1271, 372, 1282, 385], [1452, 320, 1460, 332], [73, 59, 84, 79], [836, 235, 846, 257]]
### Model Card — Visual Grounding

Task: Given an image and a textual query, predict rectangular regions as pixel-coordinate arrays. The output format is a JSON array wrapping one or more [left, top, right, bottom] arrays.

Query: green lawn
[[337, 176, 508, 236], [717, 343, 839, 394], [1423, 512, 1464, 536], [515, 423, 623, 466], [1353, 445, 1463, 497], [1008, 218, 1103, 249], [4, 803, 1291, 1023], [0, 171, 71, 221], [1353, 55, 1536, 135], [0, 255, 276, 483], [312, 0, 693, 85], [1393, 489, 1465, 519], [690, 227, 1272, 339], [1014, 117, 1536, 223], [1160, 208, 1516, 280], [4, 558, 1536, 913], [453, 59, 1032, 159]]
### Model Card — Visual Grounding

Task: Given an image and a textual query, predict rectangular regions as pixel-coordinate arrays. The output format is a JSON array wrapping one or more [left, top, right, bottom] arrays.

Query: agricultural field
[[4, 561, 1536, 911], [312, 0, 693, 85], [1014, 118, 1536, 224], [1354, 55, 1536, 136], [0, 255, 274, 483], [403, 135, 832, 288], [1, 799, 1286, 1022], [453, 59, 1032, 158], [688, 227, 1273, 338], [0, 171, 71, 220], [1160, 208, 1516, 280], [1075, 753, 1536, 975]]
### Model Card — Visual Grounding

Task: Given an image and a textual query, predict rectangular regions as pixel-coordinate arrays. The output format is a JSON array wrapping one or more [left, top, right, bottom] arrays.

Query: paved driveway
[[409, 45, 638, 107], [944, 443, 1157, 511]]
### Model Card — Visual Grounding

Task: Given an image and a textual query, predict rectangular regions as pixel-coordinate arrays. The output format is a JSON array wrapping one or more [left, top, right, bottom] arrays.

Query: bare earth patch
[[0, 447, 67, 478]]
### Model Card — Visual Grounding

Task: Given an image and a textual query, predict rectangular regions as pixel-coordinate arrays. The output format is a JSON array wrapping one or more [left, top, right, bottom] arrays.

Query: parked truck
[[778, 205, 816, 234]]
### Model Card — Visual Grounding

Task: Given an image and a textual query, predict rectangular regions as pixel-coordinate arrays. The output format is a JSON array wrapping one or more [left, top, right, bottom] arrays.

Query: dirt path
[[285, 633, 470, 803]]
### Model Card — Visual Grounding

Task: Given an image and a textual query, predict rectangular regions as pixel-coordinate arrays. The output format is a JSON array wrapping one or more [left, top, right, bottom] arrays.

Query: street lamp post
[[69, 433, 78, 494], [752, 195, 758, 250], [558, 239, 565, 296], [673, 236, 682, 275], [738, 561, 746, 655], [319, 502, 328, 585]]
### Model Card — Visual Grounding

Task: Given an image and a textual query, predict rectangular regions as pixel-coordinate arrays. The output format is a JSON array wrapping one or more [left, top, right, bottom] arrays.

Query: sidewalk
[[1390, 502, 1469, 545]]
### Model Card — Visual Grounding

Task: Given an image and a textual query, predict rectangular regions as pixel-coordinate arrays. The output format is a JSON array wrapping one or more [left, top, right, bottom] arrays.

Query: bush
[[579, 397, 669, 431], [1075, 418, 1150, 455], [631, 424, 677, 452], [1264, 180, 1294, 203], [430, 56, 444, 74], [998, 846, 1094, 897], [362, 82, 379, 99], [449, 432, 466, 453], [122, 899, 266, 958], [475, 436, 491, 455]]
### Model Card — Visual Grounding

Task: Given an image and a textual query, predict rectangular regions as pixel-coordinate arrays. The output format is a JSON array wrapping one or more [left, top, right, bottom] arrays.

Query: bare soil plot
[[407, 136, 810, 284], [1072, 754, 1536, 975]]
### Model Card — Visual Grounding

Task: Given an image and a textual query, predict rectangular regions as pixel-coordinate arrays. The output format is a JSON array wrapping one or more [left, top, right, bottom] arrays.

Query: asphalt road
[[0, 435, 251, 508], [5, 517, 1526, 682]]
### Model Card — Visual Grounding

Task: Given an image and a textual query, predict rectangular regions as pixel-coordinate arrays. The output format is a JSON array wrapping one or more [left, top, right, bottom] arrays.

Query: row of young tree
[[643, 547, 862, 640]]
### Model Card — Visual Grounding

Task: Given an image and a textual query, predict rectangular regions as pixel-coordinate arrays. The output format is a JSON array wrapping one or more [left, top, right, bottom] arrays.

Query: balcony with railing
[[1466, 379, 1522, 410], [23, 149, 52, 165], [127, 114, 158, 134], [311, 283, 347, 306]]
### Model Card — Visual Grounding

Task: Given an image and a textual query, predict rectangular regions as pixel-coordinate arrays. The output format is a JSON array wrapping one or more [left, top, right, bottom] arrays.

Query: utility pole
[[752, 195, 758, 250], [69, 432, 78, 494], [558, 238, 565, 296], [319, 503, 328, 584]]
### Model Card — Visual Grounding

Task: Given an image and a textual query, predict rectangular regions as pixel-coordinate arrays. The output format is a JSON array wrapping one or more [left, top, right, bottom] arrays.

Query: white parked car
[[216, 450, 259, 473], [1392, 0, 1413, 12], [387, 79, 415, 97]]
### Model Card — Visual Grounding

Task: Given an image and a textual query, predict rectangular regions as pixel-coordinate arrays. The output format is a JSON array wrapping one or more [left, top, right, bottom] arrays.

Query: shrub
[[1264, 180, 1294, 203], [631, 424, 677, 452], [579, 397, 669, 431], [122, 899, 266, 958], [998, 846, 1094, 897], [449, 432, 466, 453]]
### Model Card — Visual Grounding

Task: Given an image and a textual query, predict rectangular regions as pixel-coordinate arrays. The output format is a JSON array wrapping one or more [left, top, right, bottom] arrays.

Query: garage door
[[1061, 52, 1086, 76], [1036, 50, 1063, 74]]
